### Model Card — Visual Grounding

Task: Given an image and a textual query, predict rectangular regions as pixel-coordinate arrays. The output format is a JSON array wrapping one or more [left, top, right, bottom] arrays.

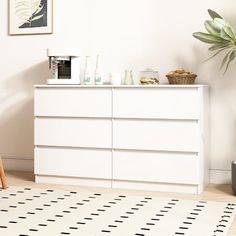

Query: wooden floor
[[3, 171, 236, 235]]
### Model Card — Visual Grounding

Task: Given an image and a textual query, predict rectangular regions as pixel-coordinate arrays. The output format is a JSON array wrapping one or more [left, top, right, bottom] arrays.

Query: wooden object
[[0, 155, 7, 189]]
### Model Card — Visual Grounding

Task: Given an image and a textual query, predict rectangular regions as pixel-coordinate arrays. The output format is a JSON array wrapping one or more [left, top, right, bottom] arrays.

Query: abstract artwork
[[9, 0, 53, 35]]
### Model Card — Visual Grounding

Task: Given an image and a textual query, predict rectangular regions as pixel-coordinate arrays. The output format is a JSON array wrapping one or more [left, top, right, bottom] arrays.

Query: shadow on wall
[[0, 61, 49, 159], [199, 50, 236, 170], [175, 43, 236, 170], [173, 45, 202, 74]]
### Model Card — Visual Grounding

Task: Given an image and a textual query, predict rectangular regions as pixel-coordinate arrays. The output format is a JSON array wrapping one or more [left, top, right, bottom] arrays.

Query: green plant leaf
[[220, 50, 232, 70], [223, 49, 236, 73], [221, 27, 234, 41], [204, 48, 227, 62], [222, 26, 236, 40], [208, 9, 223, 19], [193, 32, 230, 44], [204, 20, 221, 36], [214, 18, 230, 29], [208, 43, 232, 51], [194, 9, 236, 73]]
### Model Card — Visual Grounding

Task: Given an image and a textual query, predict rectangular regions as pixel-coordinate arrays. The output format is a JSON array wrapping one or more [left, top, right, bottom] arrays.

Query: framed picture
[[9, 0, 53, 35]]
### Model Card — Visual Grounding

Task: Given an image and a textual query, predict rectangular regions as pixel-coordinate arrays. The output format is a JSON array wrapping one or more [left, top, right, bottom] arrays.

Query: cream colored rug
[[0, 187, 235, 236]]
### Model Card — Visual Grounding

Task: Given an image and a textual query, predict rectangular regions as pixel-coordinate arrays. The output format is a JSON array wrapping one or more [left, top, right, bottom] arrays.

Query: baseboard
[[209, 169, 231, 184], [0, 158, 232, 185], [2, 157, 34, 172]]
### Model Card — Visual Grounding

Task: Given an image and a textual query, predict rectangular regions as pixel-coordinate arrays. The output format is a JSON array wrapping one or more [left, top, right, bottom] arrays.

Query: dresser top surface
[[35, 84, 208, 88]]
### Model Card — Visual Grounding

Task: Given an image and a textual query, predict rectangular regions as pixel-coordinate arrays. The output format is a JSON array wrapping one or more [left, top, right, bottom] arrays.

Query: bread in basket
[[166, 69, 197, 84]]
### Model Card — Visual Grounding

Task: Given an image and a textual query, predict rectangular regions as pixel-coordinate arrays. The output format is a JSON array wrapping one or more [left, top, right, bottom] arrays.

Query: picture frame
[[9, 0, 53, 35]]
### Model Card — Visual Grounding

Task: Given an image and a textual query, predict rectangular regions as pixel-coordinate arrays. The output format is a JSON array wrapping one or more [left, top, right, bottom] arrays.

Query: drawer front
[[35, 88, 112, 117], [113, 119, 199, 152], [35, 147, 112, 179], [113, 88, 199, 119], [113, 150, 199, 184], [35, 118, 112, 148]]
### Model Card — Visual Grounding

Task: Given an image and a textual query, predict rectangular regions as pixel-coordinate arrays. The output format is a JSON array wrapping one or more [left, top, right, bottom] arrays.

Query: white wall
[[1, 0, 236, 183]]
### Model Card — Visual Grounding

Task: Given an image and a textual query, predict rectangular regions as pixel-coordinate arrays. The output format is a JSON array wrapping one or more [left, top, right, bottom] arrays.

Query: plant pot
[[231, 160, 236, 194]]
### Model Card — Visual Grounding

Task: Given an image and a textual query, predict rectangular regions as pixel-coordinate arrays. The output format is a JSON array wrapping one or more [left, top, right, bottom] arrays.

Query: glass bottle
[[94, 55, 103, 85], [84, 56, 93, 85]]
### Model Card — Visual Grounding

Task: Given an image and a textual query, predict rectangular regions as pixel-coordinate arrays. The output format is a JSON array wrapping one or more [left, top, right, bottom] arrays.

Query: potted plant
[[193, 9, 236, 73], [194, 9, 236, 194]]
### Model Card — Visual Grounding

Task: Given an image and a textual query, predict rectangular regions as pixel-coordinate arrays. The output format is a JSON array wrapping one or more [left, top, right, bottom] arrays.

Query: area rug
[[0, 187, 235, 236]]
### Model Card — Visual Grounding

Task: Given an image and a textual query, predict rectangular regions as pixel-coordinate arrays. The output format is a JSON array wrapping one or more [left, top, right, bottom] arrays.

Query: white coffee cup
[[109, 73, 122, 85]]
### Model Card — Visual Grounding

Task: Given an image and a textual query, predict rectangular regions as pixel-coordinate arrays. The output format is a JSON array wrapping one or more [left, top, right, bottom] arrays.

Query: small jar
[[140, 69, 159, 85]]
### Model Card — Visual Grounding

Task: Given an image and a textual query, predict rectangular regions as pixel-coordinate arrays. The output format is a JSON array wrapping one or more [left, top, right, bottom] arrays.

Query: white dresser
[[34, 85, 208, 194]]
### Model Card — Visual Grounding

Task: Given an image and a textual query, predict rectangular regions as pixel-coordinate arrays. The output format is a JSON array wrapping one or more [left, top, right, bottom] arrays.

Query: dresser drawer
[[113, 119, 199, 152], [35, 147, 112, 179], [35, 118, 112, 148], [113, 150, 199, 184], [113, 88, 199, 119], [35, 87, 112, 117]]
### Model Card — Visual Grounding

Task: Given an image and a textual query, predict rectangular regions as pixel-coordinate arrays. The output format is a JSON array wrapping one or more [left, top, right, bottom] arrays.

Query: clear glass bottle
[[94, 55, 103, 85], [84, 56, 93, 85]]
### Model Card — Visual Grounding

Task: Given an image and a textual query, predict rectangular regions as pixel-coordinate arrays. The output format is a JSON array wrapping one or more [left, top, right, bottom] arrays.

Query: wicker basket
[[166, 74, 197, 84]]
